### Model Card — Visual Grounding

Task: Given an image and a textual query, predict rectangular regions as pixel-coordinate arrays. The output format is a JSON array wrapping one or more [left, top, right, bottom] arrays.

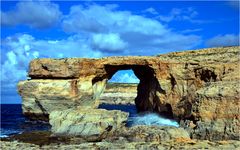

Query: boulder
[[49, 108, 128, 141]]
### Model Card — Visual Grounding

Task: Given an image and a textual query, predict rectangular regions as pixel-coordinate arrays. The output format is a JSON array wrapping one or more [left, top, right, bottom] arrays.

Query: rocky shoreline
[[1, 130, 240, 150]]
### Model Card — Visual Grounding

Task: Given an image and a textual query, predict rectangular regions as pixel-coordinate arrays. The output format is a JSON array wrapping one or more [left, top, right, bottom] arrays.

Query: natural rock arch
[[92, 64, 173, 117], [18, 47, 240, 140]]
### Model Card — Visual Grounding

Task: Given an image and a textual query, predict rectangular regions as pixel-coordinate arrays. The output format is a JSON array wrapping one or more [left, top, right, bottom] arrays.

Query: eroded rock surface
[[112, 125, 190, 142], [49, 108, 128, 141], [18, 46, 240, 140]]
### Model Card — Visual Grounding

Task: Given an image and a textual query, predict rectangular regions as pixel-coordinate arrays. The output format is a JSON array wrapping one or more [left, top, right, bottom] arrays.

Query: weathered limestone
[[183, 81, 240, 140], [49, 108, 128, 141], [18, 79, 83, 120], [18, 46, 240, 140], [118, 126, 190, 142]]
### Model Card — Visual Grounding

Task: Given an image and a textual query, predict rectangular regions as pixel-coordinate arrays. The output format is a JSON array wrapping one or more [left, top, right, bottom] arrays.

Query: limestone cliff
[[18, 46, 240, 140]]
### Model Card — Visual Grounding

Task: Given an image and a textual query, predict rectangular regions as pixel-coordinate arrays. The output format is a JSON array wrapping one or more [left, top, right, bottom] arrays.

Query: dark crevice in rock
[[41, 64, 49, 71], [92, 76, 107, 85], [23, 112, 49, 122], [158, 103, 174, 119], [70, 80, 78, 96], [170, 74, 176, 90], [35, 100, 47, 114], [32, 100, 49, 121], [194, 68, 217, 82], [105, 125, 113, 132]]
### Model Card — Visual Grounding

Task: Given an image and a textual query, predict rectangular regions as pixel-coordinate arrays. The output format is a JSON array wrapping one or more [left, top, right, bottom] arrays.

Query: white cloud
[[143, 7, 158, 15], [206, 34, 239, 47], [1, 34, 39, 92], [1, 33, 105, 97], [62, 4, 201, 55], [6, 51, 17, 65], [1, 1, 61, 28], [62, 4, 167, 35], [92, 33, 127, 52]]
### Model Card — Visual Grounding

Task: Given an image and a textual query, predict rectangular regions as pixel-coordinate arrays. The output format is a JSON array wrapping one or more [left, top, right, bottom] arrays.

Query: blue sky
[[1, 0, 239, 104]]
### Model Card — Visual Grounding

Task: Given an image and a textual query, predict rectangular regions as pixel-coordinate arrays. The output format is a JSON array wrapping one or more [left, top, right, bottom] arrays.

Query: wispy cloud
[[156, 7, 214, 24], [180, 28, 202, 34], [143, 7, 158, 15], [206, 34, 239, 47]]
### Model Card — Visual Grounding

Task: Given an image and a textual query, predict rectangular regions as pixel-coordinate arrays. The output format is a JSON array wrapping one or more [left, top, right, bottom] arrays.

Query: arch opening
[[103, 64, 163, 113], [95, 64, 179, 127], [98, 69, 138, 118]]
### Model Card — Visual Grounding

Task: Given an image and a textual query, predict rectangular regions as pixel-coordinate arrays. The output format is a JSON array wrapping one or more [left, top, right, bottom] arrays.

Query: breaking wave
[[128, 113, 179, 127], [98, 104, 179, 127]]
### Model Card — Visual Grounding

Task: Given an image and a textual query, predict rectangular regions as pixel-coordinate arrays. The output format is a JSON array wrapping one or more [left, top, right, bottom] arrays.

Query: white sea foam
[[129, 113, 179, 127], [0, 134, 8, 138], [0, 129, 22, 138]]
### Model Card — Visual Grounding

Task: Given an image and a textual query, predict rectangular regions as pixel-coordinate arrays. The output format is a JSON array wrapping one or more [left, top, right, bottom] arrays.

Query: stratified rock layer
[[18, 46, 240, 140], [49, 108, 128, 141]]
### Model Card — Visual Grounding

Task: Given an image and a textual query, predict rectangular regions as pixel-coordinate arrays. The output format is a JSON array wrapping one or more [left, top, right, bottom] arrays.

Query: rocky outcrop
[[18, 80, 82, 120], [18, 46, 240, 140], [49, 108, 128, 141], [115, 126, 190, 142], [182, 81, 240, 140]]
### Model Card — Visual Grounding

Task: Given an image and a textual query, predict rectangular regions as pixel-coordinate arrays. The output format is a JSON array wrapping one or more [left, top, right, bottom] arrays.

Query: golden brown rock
[[18, 46, 240, 140], [49, 108, 128, 141]]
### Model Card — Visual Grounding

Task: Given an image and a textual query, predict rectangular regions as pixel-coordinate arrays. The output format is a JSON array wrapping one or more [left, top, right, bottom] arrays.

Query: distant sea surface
[[1, 104, 179, 137]]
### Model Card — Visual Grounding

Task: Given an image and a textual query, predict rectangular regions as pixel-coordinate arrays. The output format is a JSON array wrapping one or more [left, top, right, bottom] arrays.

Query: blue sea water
[[1, 104, 179, 137], [0, 104, 51, 137]]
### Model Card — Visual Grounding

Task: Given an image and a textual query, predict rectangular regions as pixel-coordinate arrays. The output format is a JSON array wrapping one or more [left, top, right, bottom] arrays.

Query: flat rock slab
[[49, 108, 128, 141]]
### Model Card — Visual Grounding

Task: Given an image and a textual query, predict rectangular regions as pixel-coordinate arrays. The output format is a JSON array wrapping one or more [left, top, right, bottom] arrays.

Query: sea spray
[[98, 104, 179, 127], [128, 113, 179, 127]]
